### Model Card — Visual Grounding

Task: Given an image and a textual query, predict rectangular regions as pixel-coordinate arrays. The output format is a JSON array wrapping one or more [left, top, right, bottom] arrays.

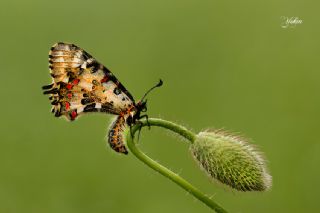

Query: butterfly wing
[[42, 42, 135, 121]]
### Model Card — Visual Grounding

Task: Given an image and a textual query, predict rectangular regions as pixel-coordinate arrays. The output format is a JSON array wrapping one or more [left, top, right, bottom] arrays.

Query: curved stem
[[125, 118, 228, 213]]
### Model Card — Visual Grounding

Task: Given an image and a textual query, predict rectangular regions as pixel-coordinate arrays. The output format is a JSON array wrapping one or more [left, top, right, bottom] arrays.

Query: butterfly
[[42, 42, 162, 154]]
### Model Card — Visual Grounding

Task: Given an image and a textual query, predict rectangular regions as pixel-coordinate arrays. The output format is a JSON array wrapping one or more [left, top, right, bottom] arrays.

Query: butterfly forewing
[[43, 42, 135, 121]]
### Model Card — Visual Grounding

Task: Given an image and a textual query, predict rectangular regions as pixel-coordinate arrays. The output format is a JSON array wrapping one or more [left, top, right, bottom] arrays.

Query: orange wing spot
[[125, 105, 135, 113]]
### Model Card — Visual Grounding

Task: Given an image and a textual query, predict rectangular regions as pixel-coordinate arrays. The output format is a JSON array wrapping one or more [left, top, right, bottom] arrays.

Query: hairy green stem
[[125, 118, 228, 213]]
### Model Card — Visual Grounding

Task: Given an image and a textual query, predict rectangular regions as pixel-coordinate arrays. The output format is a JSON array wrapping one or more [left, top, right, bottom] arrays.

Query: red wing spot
[[66, 83, 73, 90], [70, 110, 77, 120], [65, 102, 70, 110], [101, 76, 108, 83], [67, 93, 72, 99], [73, 79, 80, 85]]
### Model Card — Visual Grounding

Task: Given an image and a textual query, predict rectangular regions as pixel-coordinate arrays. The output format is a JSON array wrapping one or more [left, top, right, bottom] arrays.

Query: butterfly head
[[136, 100, 148, 113], [131, 79, 163, 122]]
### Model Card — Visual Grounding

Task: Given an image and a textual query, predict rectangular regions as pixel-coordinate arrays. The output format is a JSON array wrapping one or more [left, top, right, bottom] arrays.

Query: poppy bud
[[190, 130, 272, 191]]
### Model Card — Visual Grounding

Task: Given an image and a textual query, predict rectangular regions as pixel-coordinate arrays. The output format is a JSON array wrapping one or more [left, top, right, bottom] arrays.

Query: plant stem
[[125, 118, 228, 213]]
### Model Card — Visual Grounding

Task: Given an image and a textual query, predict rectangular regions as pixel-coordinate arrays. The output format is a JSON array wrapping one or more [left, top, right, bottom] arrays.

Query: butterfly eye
[[141, 106, 147, 112]]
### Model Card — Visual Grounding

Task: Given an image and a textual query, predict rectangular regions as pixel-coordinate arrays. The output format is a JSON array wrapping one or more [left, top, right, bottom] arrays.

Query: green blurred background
[[1, 0, 319, 212]]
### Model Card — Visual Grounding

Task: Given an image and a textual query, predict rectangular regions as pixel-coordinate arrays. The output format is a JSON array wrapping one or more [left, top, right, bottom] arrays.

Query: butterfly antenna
[[141, 79, 163, 101]]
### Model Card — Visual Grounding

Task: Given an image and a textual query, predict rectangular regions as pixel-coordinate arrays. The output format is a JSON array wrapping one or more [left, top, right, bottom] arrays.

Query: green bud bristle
[[190, 130, 272, 191]]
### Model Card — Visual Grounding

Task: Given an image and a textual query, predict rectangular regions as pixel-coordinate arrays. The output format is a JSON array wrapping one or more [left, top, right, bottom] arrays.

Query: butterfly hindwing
[[43, 42, 135, 121]]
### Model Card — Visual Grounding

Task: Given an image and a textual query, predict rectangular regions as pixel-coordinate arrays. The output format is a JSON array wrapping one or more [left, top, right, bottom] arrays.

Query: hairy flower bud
[[190, 130, 272, 191]]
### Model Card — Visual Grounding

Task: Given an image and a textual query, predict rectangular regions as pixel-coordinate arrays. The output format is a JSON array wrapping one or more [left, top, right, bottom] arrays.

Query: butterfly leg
[[131, 114, 149, 144], [129, 124, 135, 139], [139, 114, 150, 129], [136, 121, 144, 143], [128, 120, 144, 144]]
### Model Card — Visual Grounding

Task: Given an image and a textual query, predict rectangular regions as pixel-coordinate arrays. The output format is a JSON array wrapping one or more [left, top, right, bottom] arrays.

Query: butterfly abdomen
[[108, 116, 128, 154]]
